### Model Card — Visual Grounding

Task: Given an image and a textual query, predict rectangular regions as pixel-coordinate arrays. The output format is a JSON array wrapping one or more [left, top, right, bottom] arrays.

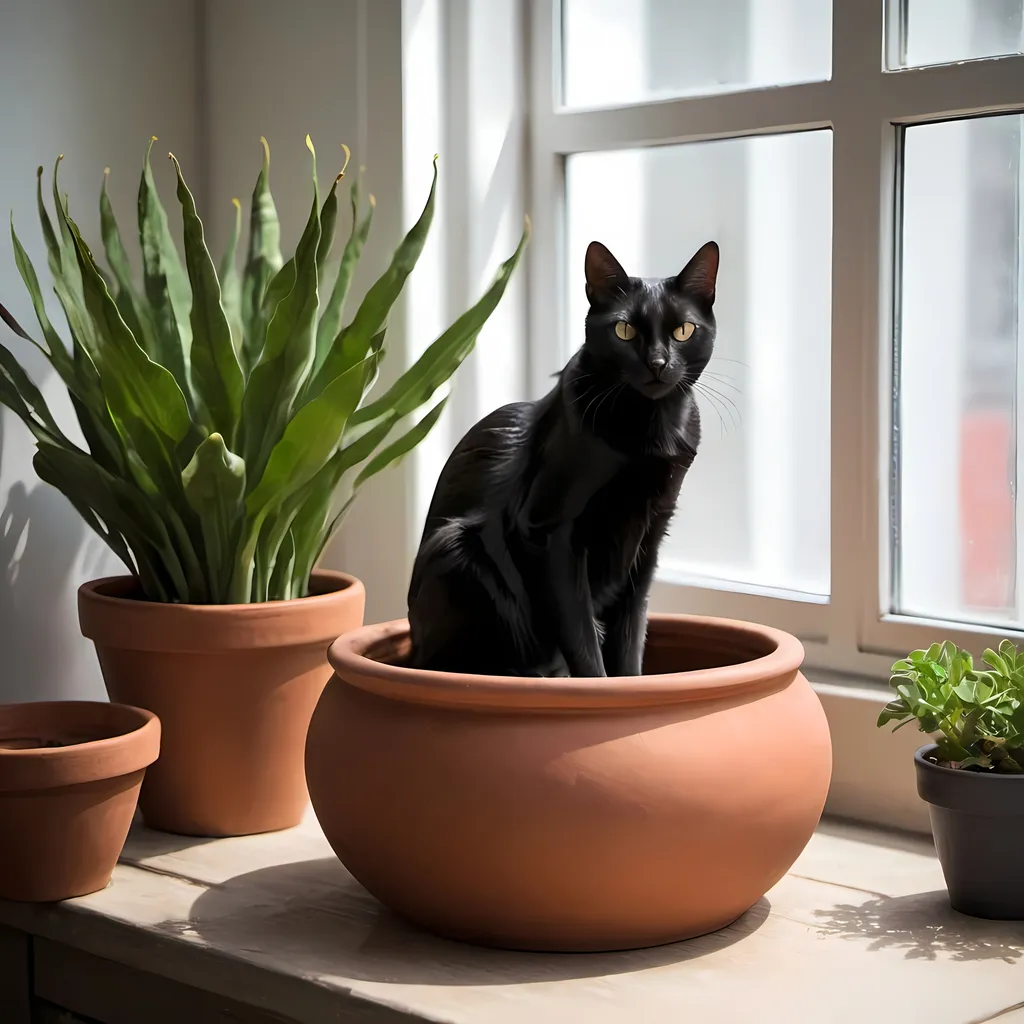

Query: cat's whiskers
[[691, 381, 741, 435], [694, 379, 742, 422], [581, 381, 620, 424], [699, 370, 743, 396], [591, 380, 628, 423], [569, 381, 601, 407], [677, 373, 736, 438]]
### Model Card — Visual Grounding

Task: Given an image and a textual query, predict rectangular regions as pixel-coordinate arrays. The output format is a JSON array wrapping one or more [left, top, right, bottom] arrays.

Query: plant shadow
[[167, 855, 770, 985], [0, 474, 109, 703], [813, 890, 1024, 963]]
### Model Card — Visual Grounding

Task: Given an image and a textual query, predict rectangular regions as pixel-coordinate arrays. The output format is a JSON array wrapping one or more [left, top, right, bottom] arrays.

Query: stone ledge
[[0, 814, 1021, 1024]]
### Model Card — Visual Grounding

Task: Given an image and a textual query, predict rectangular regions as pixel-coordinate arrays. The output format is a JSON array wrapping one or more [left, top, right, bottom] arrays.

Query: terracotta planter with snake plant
[[80, 570, 364, 837]]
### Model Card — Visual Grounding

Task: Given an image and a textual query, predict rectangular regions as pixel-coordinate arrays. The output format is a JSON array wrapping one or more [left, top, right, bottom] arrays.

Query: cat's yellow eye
[[615, 321, 637, 341], [673, 322, 696, 343]]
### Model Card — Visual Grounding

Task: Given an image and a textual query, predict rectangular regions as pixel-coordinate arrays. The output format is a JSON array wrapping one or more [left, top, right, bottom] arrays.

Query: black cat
[[407, 239, 719, 677]]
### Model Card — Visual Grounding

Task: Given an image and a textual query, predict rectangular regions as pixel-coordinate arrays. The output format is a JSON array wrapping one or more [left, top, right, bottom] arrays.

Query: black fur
[[407, 240, 720, 676]]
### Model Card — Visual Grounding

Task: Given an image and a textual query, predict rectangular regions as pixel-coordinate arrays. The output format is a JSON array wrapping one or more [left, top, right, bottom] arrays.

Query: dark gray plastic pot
[[915, 743, 1024, 919]]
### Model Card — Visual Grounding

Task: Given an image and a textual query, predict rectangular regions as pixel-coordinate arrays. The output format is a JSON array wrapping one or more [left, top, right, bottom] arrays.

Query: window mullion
[[830, 0, 890, 660], [526, 0, 565, 396]]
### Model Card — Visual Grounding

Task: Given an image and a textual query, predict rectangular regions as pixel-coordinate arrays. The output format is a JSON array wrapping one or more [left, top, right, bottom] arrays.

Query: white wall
[[0, 0, 202, 702]]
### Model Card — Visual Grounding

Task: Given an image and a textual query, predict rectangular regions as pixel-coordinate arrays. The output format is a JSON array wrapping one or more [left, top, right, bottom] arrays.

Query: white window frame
[[525, 0, 1024, 681]]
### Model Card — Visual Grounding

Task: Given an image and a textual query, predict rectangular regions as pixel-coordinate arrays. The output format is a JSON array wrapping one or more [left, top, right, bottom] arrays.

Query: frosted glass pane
[[895, 114, 1023, 627], [561, 0, 831, 108], [565, 131, 832, 596], [890, 0, 1023, 68]]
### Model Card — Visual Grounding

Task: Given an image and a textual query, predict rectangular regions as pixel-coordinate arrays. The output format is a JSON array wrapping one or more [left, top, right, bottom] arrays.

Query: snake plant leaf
[[0, 332, 65, 442], [313, 177, 374, 382], [308, 158, 437, 401], [99, 169, 157, 360], [281, 467, 339, 597], [219, 198, 244, 358], [303, 396, 451, 578], [34, 437, 190, 601], [245, 354, 370, 518], [5, 248, 124, 476], [316, 145, 351, 271], [138, 137, 193, 405], [350, 218, 530, 437], [268, 529, 298, 600], [252, 168, 349, 372], [182, 432, 246, 603], [57, 200, 192, 511], [63, 207, 191, 445], [8, 224, 72, 376], [50, 158, 83, 301], [31, 444, 144, 583], [0, 304, 126, 492], [238, 135, 322, 484], [353, 395, 448, 490], [35, 166, 62, 281], [241, 136, 283, 368], [252, 481, 312, 602], [171, 154, 244, 442]]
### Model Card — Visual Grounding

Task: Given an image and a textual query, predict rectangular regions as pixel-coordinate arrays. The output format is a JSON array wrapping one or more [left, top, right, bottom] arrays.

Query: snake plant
[[0, 137, 528, 603]]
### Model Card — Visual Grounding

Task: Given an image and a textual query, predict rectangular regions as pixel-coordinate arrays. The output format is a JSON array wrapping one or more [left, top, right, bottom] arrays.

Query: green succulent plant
[[0, 136, 528, 604], [877, 639, 1024, 772]]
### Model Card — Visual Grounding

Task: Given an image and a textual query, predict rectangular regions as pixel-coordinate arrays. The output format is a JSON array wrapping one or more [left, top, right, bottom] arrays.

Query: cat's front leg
[[517, 513, 605, 676], [516, 432, 619, 677], [601, 593, 649, 676], [551, 526, 606, 676], [601, 511, 673, 675]]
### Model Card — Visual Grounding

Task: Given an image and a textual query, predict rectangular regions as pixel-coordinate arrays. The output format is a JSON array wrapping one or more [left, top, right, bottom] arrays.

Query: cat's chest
[[576, 459, 680, 591]]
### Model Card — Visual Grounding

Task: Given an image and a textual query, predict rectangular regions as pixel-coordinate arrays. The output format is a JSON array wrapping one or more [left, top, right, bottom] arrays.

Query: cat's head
[[583, 241, 719, 399]]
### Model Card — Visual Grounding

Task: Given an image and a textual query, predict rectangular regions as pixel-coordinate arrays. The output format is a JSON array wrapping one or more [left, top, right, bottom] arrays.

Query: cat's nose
[[649, 355, 667, 378]]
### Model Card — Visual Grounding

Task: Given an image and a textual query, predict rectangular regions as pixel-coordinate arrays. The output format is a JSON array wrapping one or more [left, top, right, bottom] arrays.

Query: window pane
[[890, 0, 1023, 69], [895, 115, 1023, 626], [561, 0, 831, 109], [565, 132, 832, 597]]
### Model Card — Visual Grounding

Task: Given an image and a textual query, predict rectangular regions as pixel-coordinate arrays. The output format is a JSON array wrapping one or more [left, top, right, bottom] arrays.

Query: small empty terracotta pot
[[79, 571, 365, 837], [307, 614, 833, 952], [0, 701, 160, 902]]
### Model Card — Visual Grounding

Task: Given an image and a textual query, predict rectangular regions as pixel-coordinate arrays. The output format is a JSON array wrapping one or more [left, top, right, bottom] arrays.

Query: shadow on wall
[[0, 418, 109, 703]]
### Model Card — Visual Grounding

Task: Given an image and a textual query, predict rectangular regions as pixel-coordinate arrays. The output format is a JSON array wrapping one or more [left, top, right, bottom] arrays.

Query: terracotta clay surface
[[80, 571, 365, 837], [0, 700, 159, 901], [306, 613, 833, 951]]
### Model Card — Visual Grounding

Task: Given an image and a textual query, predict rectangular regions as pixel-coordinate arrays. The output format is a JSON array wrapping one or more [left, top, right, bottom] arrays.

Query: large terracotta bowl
[[306, 614, 832, 951]]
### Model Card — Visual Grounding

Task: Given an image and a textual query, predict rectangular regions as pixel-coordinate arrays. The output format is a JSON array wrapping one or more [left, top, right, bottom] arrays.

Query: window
[[527, 0, 1024, 675]]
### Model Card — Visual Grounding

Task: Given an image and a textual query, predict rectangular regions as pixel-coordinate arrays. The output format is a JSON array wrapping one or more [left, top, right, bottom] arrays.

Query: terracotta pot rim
[[0, 700, 160, 792], [79, 570, 365, 652], [327, 613, 805, 710]]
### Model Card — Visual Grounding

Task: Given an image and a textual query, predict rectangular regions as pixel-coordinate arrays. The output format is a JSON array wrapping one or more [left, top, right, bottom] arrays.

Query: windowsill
[[1, 815, 1021, 1023]]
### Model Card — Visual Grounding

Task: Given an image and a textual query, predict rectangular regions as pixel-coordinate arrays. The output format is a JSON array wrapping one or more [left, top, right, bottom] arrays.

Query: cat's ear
[[585, 241, 629, 303], [675, 241, 719, 306]]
